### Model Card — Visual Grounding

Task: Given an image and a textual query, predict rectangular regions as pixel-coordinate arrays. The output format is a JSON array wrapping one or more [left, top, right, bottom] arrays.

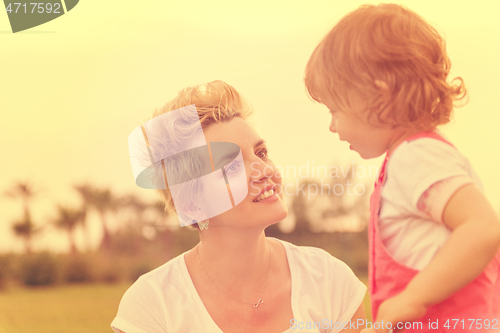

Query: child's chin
[[358, 151, 379, 160], [353, 149, 367, 159]]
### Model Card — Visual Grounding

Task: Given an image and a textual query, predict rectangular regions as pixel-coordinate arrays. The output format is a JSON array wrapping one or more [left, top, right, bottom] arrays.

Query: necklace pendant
[[253, 299, 263, 308]]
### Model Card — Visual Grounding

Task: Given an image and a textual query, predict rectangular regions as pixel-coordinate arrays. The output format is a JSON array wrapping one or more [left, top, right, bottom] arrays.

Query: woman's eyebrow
[[254, 139, 266, 148]]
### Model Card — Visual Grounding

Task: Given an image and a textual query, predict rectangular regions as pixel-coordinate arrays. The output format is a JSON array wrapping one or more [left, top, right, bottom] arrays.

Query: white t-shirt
[[111, 238, 367, 333], [379, 135, 483, 270]]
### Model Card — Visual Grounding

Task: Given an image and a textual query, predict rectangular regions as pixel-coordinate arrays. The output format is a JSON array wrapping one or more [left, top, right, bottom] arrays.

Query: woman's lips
[[253, 186, 276, 202]]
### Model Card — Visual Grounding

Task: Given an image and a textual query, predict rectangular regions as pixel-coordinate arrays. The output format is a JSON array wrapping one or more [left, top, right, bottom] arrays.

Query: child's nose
[[329, 119, 337, 133]]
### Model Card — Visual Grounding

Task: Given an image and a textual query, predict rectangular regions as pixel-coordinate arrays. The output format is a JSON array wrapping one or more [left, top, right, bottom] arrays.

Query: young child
[[305, 4, 500, 332]]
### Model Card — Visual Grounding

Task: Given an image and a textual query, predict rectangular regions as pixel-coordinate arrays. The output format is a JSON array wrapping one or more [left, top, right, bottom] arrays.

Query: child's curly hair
[[305, 3, 467, 130]]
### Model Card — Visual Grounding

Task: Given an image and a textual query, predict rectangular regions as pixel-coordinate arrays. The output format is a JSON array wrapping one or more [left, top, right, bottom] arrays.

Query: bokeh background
[[1, 0, 499, 332]]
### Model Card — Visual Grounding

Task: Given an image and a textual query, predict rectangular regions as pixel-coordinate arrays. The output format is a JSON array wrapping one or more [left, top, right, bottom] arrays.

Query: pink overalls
[[369, 131, 500, 332]]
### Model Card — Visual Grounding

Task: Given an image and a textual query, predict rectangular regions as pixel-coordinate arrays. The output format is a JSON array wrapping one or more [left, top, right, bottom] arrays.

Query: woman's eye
[[225, 163, 240, 173], [257, 149, 268, 159]]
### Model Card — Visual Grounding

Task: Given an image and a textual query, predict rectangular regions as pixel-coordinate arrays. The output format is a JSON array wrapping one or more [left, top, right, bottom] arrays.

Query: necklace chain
[[196, 243, 271, 308]]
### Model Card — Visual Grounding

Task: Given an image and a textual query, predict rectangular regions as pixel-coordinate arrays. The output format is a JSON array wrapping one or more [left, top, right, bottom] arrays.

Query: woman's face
[[198, 117, 287, 229]]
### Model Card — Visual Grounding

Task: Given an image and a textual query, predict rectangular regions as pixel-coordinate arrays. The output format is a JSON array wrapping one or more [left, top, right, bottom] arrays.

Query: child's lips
[[340, 137, 352, 150]]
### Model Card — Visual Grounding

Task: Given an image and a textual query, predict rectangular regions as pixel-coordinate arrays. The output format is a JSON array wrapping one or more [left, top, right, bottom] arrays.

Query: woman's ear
[[183, 206, 208, 224]]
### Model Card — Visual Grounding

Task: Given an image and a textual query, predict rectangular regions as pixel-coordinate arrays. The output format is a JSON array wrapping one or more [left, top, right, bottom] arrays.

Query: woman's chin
[[280, 205, 289, 218], [269, 206, 288, 225]]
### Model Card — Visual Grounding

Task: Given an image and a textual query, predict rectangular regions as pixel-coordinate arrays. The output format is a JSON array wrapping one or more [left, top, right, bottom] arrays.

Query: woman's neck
[[195, 227, 271, 291]]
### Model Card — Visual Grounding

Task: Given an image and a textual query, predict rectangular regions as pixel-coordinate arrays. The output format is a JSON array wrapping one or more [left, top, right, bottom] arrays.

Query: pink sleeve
[[416, 175, 473, 223]]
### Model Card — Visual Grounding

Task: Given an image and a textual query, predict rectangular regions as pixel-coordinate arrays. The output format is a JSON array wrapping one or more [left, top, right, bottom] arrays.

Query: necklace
[[196, 243, 271, 308]]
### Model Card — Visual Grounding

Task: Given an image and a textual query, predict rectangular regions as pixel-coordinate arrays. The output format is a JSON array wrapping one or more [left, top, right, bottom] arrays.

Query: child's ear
[[372, 80, 393, 124]]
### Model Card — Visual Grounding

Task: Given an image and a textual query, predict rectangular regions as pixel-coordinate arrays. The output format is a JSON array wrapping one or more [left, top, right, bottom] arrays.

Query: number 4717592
[[443, 319, 498, 330], [5, 3, 61, 14]]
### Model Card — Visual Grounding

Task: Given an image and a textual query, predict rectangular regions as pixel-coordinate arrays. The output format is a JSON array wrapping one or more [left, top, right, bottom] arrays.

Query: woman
[[112, 81, 367, 333]]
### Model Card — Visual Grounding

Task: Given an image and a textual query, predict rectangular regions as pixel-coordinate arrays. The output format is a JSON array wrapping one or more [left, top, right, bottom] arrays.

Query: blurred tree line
[[1, 165, 370, 289]]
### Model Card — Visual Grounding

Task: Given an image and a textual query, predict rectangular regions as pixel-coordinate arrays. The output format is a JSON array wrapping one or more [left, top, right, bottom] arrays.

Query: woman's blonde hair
[[149, 81, 252, 219], [305, 3, 467, 130]]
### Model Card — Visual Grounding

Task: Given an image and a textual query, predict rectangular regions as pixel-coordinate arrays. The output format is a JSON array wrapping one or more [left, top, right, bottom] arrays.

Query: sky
[[1, 0, 499, 252]]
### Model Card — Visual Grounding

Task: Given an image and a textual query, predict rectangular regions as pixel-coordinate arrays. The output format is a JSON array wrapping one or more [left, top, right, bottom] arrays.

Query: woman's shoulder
[[136, 253, 186, 285], [120, 252, 188, 304], [112, 253, 189, 333]]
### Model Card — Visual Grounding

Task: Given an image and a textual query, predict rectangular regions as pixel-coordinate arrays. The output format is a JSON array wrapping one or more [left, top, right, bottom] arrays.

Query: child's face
[[322, 93, 406, 159]]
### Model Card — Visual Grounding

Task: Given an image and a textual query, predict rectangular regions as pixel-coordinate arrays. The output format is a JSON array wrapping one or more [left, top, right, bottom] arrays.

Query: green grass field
[[0, 283, 132, 333], [0, 278, 370, 333]]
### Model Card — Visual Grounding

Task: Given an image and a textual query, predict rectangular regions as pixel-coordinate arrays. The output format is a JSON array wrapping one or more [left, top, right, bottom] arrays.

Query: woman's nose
[[251, 160, 274, 181], [262, 161, 275, 179]]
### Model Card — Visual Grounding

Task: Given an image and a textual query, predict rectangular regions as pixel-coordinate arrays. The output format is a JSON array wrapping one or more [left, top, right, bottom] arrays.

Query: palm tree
[[120, 194, 149, 224], [117, 193, 150, 254], [52, 205, 85, 254], [90, 187, 118, 251], [11, 217, 37, 254], [74, 184, 118, 251], [4, 180, 38, 220], [73, 183, 94, 251], [4, 180, 40, 254]]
